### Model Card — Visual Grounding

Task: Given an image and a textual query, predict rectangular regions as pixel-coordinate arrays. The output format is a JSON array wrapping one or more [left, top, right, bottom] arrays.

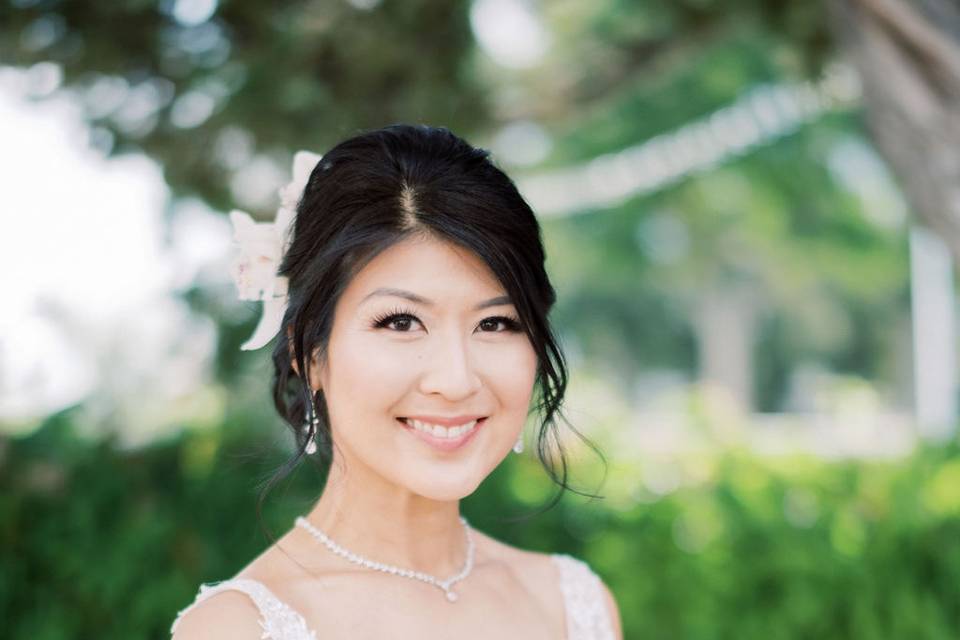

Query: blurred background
[[2, 0, 960, 638]]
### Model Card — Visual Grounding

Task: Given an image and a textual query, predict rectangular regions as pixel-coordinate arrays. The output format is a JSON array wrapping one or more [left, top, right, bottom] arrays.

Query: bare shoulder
[[492, 533, 622, 640], [469, 527, 555, 575], [171, 590, 265, 640], [469, 529, 566, 616]]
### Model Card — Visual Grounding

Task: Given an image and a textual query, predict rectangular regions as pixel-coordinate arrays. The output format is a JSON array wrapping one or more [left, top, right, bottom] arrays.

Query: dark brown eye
[[478, 316, 522, 333], [373, 313, 421, 332]]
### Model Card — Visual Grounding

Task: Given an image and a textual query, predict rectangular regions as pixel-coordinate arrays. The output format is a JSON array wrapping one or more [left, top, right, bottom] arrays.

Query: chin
[[408, 474, 483, 502]]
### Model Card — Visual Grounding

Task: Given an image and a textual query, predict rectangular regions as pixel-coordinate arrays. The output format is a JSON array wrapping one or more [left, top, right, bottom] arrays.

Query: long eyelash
[[484, 315, 523, 332], [370, 305, 419, 329], [370, 307, 523, 332]]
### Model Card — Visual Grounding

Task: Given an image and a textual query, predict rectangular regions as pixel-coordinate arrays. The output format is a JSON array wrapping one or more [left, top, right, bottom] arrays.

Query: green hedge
[[2, 413, 958, 639]]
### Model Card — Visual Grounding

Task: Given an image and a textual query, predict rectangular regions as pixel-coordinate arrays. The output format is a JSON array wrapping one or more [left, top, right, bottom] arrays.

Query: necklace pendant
[[295, 515, 474, 607]]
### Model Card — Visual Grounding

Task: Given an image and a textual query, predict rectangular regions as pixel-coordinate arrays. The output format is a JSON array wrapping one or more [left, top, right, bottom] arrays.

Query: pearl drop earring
[[513, 432, 524, 454], [304, 391, 319, 455]]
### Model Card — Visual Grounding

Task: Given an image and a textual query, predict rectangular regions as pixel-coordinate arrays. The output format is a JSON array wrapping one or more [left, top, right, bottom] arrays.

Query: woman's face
[[311, 234, 539, 501]]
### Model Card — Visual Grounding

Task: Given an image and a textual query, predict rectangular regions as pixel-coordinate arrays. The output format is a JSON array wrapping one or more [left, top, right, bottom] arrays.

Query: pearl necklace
[[294, 515, 475, 603]]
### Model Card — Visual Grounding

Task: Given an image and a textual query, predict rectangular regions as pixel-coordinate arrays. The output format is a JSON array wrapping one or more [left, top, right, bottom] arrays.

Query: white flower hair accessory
[[229, 150, 323, 350]]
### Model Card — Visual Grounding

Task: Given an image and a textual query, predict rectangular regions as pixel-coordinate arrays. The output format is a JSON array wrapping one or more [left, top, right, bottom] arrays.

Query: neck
[[299, 455, 470, 578]]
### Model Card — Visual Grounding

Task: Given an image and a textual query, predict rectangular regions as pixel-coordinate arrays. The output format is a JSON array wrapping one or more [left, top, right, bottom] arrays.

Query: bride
[[170, 124, 622, 639]]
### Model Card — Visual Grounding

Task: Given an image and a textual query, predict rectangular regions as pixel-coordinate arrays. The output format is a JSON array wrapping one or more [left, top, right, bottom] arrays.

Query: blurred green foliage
[[543, 111, 910, 407], [3, 410, 958, 639], [1, 1, 952, 638], [0, 0, 489, 212], [0, 0, 913, 409], [0, 0, 833, 212]]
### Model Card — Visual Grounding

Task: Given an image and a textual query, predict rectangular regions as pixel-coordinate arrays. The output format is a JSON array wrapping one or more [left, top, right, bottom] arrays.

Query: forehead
[[342, 235, 506, 306]]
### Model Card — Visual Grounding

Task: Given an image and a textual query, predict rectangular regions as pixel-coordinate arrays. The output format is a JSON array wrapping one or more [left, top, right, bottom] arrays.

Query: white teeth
[[406, 419, 478, 439]]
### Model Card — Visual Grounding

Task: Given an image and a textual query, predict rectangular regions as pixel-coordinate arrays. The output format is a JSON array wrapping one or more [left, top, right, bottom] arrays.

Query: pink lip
[[398, 417, 486, 452]]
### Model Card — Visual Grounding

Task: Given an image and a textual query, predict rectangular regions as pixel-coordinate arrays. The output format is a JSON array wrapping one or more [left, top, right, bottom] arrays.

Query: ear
[[287, 326, 323, 391]]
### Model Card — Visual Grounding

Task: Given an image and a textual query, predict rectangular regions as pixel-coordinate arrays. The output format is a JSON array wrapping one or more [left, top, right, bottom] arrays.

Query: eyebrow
[[360, 287, 513, 311]]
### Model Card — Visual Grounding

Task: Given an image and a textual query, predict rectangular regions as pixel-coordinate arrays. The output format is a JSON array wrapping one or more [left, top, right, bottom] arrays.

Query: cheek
[[332, 333, 410, 397], [484, 341, 538, 407], [322, 332, 412, 434], [323, 339, 409, 470]]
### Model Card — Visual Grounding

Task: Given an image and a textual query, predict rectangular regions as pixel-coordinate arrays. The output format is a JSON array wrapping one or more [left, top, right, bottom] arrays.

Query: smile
[[397, 417, 487, 452]]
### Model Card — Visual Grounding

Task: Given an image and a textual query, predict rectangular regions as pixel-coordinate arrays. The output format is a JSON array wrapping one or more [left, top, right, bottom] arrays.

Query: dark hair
[[255, 124, 605, 538]]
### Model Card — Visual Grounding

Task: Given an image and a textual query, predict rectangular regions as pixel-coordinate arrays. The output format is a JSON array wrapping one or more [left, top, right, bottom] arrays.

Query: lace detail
[[551, 554, 616, 640], [169, 578, 317, 640], [171, 556, 613, 639]]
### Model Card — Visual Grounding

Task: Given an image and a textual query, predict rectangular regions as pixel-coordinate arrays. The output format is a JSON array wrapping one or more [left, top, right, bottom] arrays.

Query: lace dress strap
[[170, 578, 317, 640], [551, 554, 616, 640]]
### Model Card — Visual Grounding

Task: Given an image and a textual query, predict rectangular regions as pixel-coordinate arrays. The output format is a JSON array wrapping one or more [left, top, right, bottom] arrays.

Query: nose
[[417, 330, 482, 401]]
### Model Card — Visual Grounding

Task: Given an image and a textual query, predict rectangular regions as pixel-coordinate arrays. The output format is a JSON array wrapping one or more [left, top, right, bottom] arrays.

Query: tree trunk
[[828, 0, 960, 261]]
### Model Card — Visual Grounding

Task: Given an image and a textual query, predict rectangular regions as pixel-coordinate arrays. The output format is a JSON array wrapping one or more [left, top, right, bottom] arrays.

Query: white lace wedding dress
[[170, 553, 615, 639]]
